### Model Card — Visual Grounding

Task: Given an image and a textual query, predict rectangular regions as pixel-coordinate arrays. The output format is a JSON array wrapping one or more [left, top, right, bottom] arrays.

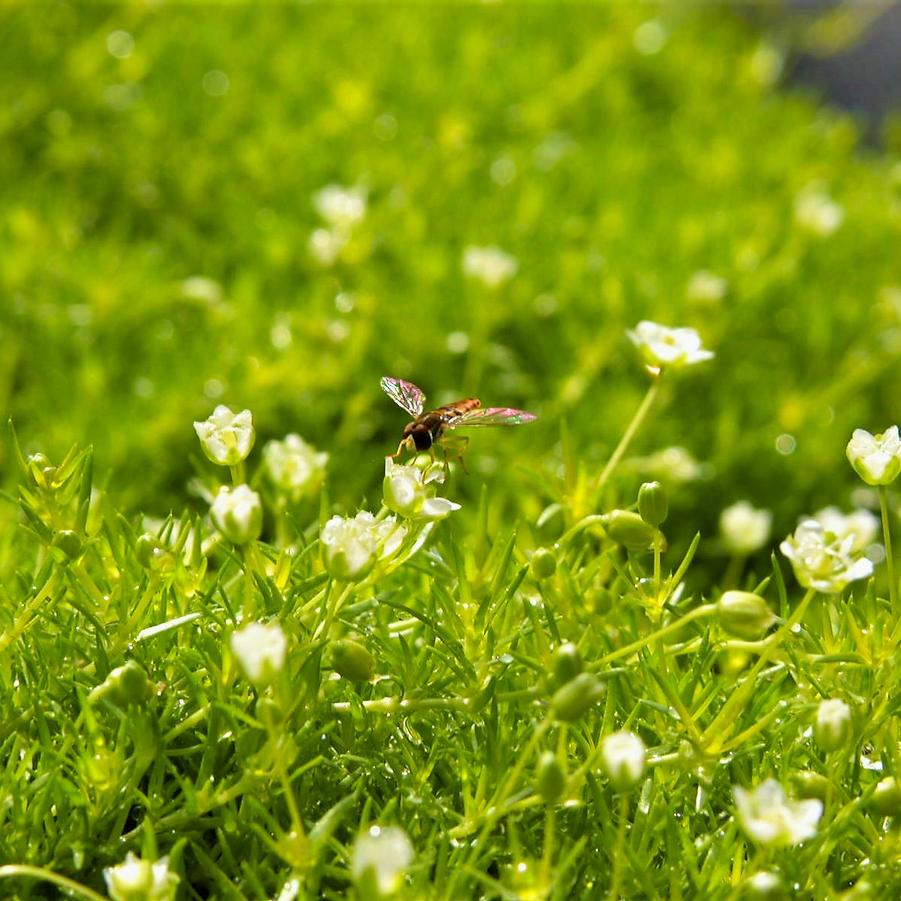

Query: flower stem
[[701, 588, 816, 751], [0, 866, 106, 901], [607, 792, 630, 900], [593, 376, 661, 503], [879, 486, 897, 614]]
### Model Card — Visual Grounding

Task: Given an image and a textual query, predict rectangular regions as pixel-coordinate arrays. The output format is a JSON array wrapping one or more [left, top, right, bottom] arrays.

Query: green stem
[[593, 377, 661, 502], [0, 866, 107, 901], [607, 792, 630, 900], [879, 486, 897, 614], [701, 588, 816, 751], [591, 604, 716, 669]]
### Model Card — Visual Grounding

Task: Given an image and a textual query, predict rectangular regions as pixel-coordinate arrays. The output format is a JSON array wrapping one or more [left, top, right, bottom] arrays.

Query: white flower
[[320, 512, 406, 582], [383, 458, 461, 521], [780, 520, 873, 594], [720, 501, 773, 555], [263, 434, 328, 502], [230, 621, 287, 687], [846, 427, 901, 486], [351, 825, 414, 896], [632, 445, 704, 484], [626, 320, 714, 371], [814, 698, 852, 752], [733, 779, 823, 847], [210, 484, 263, 544], [104, 852, 179, 901], [795, 186, 843, 237], [600, 731, 646, 792], [308, 227, 346, 266], [193, 405, 255, 467], [313, 184, 367, 230], [462, 245, 518, 288], [812, 507, 879, 554], [686, 270, 727, 304]]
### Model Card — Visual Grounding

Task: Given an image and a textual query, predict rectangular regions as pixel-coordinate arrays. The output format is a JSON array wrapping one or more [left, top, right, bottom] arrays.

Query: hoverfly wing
[[449, 406, 538, 428], [380, 376, 426, 418]]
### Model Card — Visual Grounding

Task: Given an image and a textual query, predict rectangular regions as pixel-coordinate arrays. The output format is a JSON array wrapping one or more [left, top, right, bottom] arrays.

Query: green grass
[[2, 3, 901, 899]]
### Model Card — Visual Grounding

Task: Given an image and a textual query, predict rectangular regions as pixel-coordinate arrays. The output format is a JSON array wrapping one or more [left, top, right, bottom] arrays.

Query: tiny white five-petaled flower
[[104, 851, 179, 901], [462, 245, 518, 288], [194, 405, 255, 467], [383, 458, 461, 522], [626, 321, 714, 371], [600, 730, 646, 792], [351, 825, 414, 896], [210, 484, 263, 544], [779, 520, 873, 594], [263, 433, 329, 502], [846, 427, 901, 487], [320, 511, 406, 582], [719, 500, 772, 556], [733, 779, 823, 847], [811, 507, 879, 554], [230, 621, 287, 688]]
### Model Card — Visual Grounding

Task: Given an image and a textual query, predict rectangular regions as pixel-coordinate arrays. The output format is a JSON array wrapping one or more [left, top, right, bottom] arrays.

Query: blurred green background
[[2, 2, 900, 546]]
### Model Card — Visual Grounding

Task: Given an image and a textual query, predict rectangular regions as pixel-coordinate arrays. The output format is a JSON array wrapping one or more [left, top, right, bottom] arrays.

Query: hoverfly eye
[[412, 429, 432, 451]]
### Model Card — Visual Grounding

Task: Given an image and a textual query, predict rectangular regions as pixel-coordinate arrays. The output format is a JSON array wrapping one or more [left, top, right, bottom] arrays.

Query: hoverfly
[[380, 376, 537, 470]]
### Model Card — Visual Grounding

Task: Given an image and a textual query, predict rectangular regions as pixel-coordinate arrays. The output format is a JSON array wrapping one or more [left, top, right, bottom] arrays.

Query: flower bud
[[331, 638, 375, 682], [601, 730, 647, 792], [92, 660, 153, 708], [230, 621, 287, 688], [603, 510, 658, 553], [869, 776, 901, 817], [790, 770, 831, 802], [52, 529, 83, 560], [846, 427, 901, 486], [104, 852, 178, 901], [716, 591, 776, 640], [638, 481, 668, 527], [351, 825, 413, 898], [529, 547, 557, 580], [550, 672, 606, 722], [135, 533, 173, 572], [813, 698, 851, 752], [210, 485, 263, 544], [193, 405, 255, 467], [536, 750, 566, 803], [552, 642, 583, 686]]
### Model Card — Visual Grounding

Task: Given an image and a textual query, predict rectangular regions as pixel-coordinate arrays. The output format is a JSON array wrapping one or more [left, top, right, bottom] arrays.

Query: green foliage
[[1, 3, 901, 900]]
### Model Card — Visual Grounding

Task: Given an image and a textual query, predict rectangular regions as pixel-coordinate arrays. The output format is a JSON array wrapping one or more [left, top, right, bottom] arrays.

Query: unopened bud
[[552, 642, 583, 686], [603, 510, 658, 553], [638, 481, 668, 527], [743, 871, 784, 899], [717, 591, 776, 640], [790, 770, 830, 802], [536, 751, 566, 803], [550, 672, 606, 722], [91, 660, 152, 708], [52, 530, 83, 560], [601, 730, 646, 792], [529, 548, 557, 580], [814, 698, 851, 752], [869, 776, 901, 816], [331, 638, 375, 682]]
